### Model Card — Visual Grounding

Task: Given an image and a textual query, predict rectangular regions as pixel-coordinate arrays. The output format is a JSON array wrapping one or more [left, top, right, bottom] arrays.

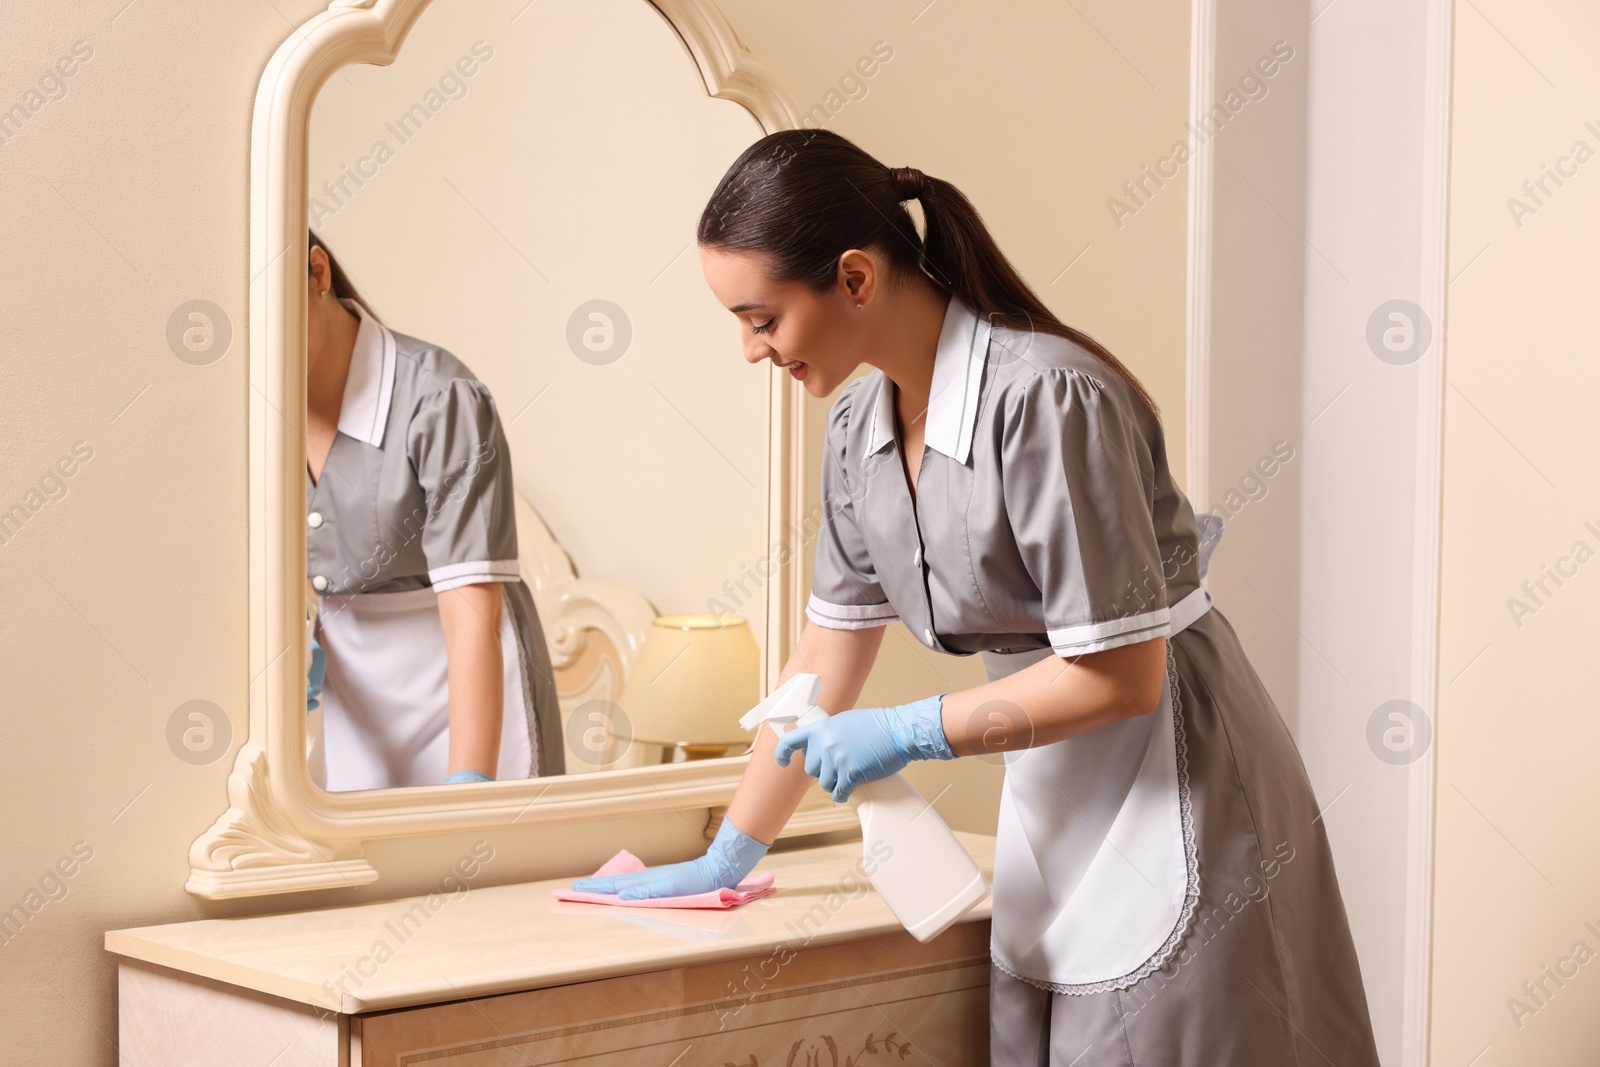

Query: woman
[[571, 130, 1379, 1065], [303, 230, 565, 790]]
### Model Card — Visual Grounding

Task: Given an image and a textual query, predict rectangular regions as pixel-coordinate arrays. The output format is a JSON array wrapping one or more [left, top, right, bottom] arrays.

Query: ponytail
[[697, 129, 1160, 421], [308, 230, 381, 324]]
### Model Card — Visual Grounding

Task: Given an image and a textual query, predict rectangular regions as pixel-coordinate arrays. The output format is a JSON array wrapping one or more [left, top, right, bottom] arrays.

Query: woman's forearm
[[938, 637, 1169, 758], [725, 621, 884, 843], [437, 583, 506, 777]]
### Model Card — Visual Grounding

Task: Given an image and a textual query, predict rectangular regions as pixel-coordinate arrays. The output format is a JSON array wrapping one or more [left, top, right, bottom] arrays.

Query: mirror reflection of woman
[[303, 230, 565, 790], [571, 131, 1380, 1066]]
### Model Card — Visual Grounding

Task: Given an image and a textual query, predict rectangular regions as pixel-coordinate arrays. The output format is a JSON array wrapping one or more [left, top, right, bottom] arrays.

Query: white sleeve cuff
[[806, 593, 899, 630], [1047, 607, 1171, 657], [428, 559, 522, 593]]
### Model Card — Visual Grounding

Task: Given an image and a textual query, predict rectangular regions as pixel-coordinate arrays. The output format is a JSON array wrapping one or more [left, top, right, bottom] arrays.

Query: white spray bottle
[[740, 673, 990, 942]]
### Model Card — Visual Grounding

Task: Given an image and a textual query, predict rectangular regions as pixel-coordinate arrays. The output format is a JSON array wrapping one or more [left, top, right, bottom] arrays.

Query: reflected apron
[[314, 585, 535, 792]]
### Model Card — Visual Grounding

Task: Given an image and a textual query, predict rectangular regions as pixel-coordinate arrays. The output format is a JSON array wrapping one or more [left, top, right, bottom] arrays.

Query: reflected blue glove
[[773, 694, 954, 803], [568, 815, 772, 901], [306, 634, 327, 712], [444, 769, 494, 784]]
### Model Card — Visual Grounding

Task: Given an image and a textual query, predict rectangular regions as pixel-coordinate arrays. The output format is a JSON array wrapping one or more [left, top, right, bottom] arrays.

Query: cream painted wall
[[1431, 1, 1600, 1060], [0, 1, 1189, 1062]]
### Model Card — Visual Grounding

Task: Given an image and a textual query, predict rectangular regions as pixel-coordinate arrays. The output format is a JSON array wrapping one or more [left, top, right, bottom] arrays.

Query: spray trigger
[[738, 672, 825, 741]]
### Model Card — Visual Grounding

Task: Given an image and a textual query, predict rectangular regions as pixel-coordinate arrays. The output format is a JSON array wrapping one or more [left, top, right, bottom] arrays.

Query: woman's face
[[699, 246, 877, 399]]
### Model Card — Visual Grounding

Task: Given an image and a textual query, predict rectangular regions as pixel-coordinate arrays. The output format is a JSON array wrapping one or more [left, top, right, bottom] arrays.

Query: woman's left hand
[[774, 694, 953, 803]]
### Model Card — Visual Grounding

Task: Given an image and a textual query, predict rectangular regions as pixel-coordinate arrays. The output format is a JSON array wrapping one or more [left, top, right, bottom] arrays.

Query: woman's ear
[[308, 245, 330, 296], [836, 248, 879, 309]]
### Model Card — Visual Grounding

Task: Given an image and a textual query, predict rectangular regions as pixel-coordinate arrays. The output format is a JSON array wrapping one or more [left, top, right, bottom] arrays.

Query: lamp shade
[[613, 614, 761, 749]]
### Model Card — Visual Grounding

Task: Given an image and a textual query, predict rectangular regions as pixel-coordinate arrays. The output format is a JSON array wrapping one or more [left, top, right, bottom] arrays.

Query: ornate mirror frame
[[187, 0, 852, 899]]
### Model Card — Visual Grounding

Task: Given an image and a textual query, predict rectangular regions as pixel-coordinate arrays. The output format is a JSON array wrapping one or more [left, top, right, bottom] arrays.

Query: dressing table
[[108, 832, 996, 1065]]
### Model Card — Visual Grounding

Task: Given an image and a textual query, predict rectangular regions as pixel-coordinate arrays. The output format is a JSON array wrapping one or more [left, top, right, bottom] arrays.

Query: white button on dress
[[307, 511, 323, 528], [311, 575, 328, 591]]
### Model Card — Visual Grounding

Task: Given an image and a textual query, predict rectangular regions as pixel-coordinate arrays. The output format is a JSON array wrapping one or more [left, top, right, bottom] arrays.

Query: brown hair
[[696, 129, 1160, 420], [308, 230, 381, 323]]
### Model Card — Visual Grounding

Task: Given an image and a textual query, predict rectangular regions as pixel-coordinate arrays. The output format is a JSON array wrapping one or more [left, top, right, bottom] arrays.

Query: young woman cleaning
[[572, 130, 1380, 1066]]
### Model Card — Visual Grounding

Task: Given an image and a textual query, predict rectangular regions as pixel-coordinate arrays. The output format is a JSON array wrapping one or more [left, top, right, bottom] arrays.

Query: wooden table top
[[106, 832, 996, 1013]]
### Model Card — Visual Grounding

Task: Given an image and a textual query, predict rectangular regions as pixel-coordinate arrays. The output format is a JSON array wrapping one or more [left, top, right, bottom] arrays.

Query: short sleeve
[[1001, 368, 1168, 656], [805, 382, 900, 629], [407, 378, 522, 593]]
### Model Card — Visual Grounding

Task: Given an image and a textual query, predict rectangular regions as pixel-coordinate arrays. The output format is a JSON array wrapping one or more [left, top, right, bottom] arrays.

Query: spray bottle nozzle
[[739, 672, 825, 740]]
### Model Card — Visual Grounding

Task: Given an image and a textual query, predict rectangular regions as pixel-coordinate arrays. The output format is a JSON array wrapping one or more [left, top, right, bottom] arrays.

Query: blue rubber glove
[[568, 815, 773, 901], [444, 769, 494, 784], [306, 634, 327, 712], [773, 694, 954, 803]]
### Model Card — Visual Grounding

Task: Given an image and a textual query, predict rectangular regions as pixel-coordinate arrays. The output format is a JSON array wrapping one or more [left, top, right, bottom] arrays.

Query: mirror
[[303, 0, 770, 792], [186, 0, 844, 900]]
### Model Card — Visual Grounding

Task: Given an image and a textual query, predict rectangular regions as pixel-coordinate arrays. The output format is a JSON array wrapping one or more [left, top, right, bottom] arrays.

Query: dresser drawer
[[354, 920, 992, 1066]]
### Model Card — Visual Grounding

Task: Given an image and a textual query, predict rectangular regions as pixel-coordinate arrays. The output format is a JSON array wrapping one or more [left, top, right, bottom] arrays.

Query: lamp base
[[652, 741, 756, 762], [677, 743, 737, 761]]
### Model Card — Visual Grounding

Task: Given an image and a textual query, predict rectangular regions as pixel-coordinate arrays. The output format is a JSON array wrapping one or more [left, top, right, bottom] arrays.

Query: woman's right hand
[[570, 815, 772, 900]]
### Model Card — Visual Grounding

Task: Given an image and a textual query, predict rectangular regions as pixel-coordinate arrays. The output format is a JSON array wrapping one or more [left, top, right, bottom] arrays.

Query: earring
[[856, 302, 863, 310]]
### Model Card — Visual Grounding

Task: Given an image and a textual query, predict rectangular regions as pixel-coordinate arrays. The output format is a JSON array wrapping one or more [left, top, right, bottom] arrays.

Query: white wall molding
[[1404, 0, 1454, 1059], [1185, 0, 1217, 506]]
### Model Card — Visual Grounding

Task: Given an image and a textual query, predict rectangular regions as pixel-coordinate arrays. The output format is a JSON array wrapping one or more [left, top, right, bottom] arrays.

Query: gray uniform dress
[[806, 293, 1379, 1066], [307, 299, 564, 790]]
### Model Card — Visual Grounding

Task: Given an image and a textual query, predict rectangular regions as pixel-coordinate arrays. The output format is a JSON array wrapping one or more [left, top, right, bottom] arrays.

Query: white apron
[[984, 514, 1223, 992], [314, 585, 534, 792]]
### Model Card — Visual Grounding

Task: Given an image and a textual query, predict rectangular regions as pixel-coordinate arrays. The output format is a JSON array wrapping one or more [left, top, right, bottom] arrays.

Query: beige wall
[[0, 1, 1189, 1062], [1431, 1, 1600, 1060]]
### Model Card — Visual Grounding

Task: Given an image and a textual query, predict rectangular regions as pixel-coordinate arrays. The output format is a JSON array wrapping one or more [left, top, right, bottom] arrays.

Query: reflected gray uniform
[[806, 293, 1378, 1066], [307, 299, 564, 788]]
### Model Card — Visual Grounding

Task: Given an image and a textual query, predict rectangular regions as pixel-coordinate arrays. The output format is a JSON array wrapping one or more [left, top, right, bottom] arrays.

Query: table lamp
[[613, 613, 761, 761]]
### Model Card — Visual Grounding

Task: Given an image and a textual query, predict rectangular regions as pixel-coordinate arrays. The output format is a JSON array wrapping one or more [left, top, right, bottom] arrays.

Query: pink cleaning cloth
[[551, 849, 776, 909]]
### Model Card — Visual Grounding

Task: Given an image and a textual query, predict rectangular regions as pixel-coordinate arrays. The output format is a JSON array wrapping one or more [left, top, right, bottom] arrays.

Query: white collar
[[866, 292, 991, 464], [335, 297, 396, 448]]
